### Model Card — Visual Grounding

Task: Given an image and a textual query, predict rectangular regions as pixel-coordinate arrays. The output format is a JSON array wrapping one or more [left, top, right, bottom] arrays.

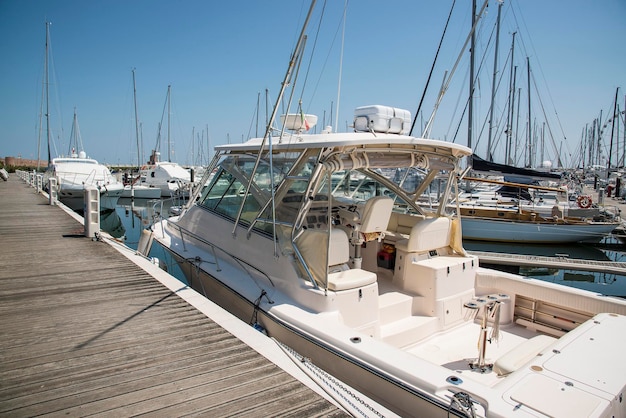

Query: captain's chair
[[360, 196, 394, 237], [327, 228, 377, 291], [295, 228, 377, 291], [349, 196, 394, 269]]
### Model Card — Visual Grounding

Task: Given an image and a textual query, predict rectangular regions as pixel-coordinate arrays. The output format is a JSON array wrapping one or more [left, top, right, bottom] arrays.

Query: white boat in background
[[451, 172, 621, 244], [44, 111, 124, 212], [150, 3, 626, 416], [36, 25, 123, 212], [138, 150, 191, 197], [120, 181, 162, 199], [137, 84, 191, 197], [120, 69, 172, 200], [45, 153, 124, 212]]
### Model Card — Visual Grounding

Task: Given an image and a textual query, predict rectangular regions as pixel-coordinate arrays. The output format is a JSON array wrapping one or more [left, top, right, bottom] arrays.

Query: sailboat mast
[[608, 87, 619, 178], [526, 57, 531, 167], [167, 84, 171, 162], [505, 33, 517, 165], [487, 0, 502, 162], [45, 21, 52, 166], [132, 68, 141, 167], [467, 0, 476, 151]]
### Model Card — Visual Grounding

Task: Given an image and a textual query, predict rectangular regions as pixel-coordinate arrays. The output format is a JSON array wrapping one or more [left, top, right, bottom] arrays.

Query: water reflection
[[101, 197, 186, 284], [464, 239, 626, 297], [99, 209, 125, 239]]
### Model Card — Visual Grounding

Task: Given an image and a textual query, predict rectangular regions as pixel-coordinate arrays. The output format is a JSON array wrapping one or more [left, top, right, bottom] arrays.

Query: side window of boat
[[199, 170, 261, 224], [200, 170, 236, 210]]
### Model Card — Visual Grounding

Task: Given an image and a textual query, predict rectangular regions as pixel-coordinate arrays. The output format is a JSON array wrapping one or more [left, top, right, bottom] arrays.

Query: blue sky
[[1, 0, 624, 168]]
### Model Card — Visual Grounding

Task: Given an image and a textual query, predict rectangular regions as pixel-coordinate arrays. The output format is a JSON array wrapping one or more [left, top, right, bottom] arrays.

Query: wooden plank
[[469, 250, 626, 273], [0, 176, 347, 417]]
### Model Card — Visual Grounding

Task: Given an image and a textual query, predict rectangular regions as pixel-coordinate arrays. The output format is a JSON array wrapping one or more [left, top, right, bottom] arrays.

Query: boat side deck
[[0, 176, 349, 417]]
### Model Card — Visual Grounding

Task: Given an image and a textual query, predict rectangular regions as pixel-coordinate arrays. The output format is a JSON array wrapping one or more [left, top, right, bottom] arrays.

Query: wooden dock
[[468, 250, 626, 274], [0, 176, 349, 417]]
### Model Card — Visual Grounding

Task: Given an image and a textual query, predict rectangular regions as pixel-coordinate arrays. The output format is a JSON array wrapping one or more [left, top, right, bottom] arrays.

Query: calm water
[[101, 197, 187, 285], [464, 239, 626, 298], [101, 200, 626, 298]]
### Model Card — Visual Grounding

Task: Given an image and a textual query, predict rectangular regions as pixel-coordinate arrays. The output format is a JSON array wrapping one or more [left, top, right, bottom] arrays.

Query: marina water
[[101, 197, 186, 285]]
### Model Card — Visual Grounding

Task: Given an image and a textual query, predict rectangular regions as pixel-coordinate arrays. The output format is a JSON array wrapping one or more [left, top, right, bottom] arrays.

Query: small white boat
[[120, 183, 162, 199], [138, 151, 191, 197], [43, 110, 123, 211]]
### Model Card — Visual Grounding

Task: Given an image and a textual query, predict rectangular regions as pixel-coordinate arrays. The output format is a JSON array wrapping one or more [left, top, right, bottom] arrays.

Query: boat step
[[378, 291, 417, 325], [380, 316, 439, 348]]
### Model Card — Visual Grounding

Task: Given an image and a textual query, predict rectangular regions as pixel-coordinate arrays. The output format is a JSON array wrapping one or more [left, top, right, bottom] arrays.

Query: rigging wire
[[422, 0, 489, 138], [509, 0, 569, 165], [410, 0, 457, 137]]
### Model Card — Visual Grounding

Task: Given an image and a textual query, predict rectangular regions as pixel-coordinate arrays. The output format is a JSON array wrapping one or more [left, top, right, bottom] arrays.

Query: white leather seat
[[296, 228, 377, 291], [327, 228, 377, 290], [360, 196, 394, 234], [396, 216, 451, 254]]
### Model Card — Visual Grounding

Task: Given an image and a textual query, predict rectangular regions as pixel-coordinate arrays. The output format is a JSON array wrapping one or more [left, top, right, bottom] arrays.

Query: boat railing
[[164, 220, 275, 291]]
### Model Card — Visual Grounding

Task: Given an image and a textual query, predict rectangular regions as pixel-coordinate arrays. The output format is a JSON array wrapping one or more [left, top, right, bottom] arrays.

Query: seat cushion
[[328, 268, 377, 291], [494, 334, 556, 376]]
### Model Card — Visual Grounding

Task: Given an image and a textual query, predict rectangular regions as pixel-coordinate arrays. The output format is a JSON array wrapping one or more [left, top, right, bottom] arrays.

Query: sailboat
[[423, 2, 621, 244], [120, 69, 162, 199], [453, 158, 621, 244], [150, 3, 626, 416], [137, 85, 191, 197]]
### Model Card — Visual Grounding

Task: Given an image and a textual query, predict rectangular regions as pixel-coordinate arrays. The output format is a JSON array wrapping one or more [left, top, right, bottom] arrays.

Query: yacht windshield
[[198, 148, 459, 235]]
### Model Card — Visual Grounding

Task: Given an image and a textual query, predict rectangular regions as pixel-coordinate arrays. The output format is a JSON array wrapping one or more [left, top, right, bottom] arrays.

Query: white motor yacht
[[44, 151, 123, 212], [151, 104, 626, 417]]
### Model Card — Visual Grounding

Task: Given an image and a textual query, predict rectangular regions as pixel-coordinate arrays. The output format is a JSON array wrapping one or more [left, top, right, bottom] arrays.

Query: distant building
[[1, 156, 49, 170]]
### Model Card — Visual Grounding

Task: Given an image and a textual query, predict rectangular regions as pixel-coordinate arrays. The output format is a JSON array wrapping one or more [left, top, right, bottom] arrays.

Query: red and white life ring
[[576, 195, 592, 209]]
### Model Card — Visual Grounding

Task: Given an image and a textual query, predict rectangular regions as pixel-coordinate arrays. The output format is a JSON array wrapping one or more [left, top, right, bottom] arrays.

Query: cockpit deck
[[375, 268, 554, 388]]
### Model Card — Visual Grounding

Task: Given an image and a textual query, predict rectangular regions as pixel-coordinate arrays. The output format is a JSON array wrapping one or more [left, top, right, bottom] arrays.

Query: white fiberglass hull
[[57, 182, 123, 211], [160, 241, 464, 417], [45, 157, 124, 212], [153, 214, 626, 418], [120, 185, 162, 199]]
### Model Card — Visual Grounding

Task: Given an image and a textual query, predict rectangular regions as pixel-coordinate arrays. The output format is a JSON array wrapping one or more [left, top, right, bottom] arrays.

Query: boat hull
[[120, 185, 162, 199], [57, 184, 123, 211], [166, 248, 462, 418], [460, 216, 617, 243]]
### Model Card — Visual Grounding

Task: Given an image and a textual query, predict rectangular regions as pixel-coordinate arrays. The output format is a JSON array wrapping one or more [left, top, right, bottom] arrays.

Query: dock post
[[598, 187, 605, 205], [35, 174, 43, 193], [48, 177, 57, 205], [84, 186, 100, 239]]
